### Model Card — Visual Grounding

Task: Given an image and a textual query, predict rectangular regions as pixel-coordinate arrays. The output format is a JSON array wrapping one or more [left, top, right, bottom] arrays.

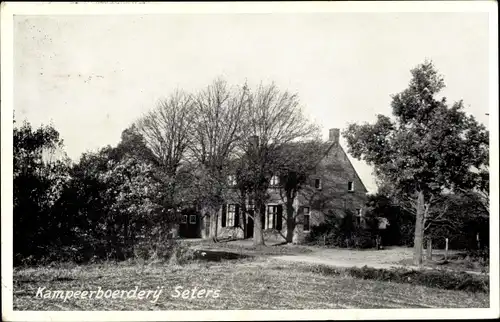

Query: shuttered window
[[266, 205, 283, 230]]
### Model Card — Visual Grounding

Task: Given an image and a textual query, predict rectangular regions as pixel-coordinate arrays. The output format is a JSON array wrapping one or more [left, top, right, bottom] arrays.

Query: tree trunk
[[253, 202, 265, 245], [292, 206, 303, 244], [426, 238, 432, 262], [413, 190, 425, 266], [240, 191, 247, 238], [209, 206, 219, 240], [285, 195, 295, 243]]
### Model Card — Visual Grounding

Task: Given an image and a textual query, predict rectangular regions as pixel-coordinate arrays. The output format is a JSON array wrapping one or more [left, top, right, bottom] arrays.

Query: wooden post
[[444, 238, 449, 260], [323, 235, 326, 246], [477, 233, 480, 250]]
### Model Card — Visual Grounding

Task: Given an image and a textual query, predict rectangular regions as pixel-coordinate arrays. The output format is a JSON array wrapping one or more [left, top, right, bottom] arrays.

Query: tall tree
[[136, 91, 194, 211], [136, 90, 193, 176], [115, 124, 158, 165], [274, 140, 328, 243], [13, 120, 70, 263], [343, 60, 489, 264], [241, 82, 319, 245], [188, 79, 249, 239]]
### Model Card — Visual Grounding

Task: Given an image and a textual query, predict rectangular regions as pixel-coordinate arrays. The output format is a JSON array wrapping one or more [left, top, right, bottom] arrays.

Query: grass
[[13, 257, 489, 310], [188, 239, 313, 257]]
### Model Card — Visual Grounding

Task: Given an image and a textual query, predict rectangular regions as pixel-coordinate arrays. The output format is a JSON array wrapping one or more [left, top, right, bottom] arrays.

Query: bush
[[346, 266, 488, 293], [306, 210, 377, 249], [168, 243, 196, 265], [133, 237, 177, 262], [306, 264, 342, 276]]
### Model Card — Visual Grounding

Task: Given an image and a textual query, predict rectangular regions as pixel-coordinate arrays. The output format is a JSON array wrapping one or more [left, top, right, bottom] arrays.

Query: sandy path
[[271, 247, 485, 275]]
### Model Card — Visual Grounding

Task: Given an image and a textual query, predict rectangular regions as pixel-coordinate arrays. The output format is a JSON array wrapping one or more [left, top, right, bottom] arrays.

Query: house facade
[[178, 128, 368, 244]]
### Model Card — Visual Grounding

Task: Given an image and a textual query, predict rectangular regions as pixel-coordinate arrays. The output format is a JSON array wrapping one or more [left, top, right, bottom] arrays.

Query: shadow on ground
[[193, 249, 251, 262]]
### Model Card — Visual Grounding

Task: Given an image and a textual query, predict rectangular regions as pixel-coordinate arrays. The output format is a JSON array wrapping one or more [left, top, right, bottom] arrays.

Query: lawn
[[13, 257, 489, 310]]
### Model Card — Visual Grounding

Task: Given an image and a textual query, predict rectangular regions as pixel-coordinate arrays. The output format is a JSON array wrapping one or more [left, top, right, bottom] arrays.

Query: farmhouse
[[177, 128, 368, 244]]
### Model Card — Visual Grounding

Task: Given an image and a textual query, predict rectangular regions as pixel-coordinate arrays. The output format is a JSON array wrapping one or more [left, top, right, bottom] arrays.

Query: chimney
[[329, 128, 340, 144]]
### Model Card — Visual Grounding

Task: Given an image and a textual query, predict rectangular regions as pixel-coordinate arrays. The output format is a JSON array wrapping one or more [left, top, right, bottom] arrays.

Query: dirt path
[[271, 247, 485, 275]]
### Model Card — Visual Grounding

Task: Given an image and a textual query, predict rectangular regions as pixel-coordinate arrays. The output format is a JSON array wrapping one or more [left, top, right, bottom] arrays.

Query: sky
[[13, 11, 491, 193]]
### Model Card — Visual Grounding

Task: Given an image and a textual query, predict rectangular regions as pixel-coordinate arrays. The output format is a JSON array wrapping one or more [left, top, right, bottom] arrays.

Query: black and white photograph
[[1, 1, 498, 321]]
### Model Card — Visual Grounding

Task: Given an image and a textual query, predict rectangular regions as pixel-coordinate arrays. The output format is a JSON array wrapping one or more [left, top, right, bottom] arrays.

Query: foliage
[[306, 210, 377, 249], [344, 60, 488, 200], [347, 266, 488, 293], [364, 193, 415, 246], [13, 121, 71, 265], [13, 120, 183, 265], [342, 60, 489, 264], [168, 243, 197, 265], [424, 191, 489, 250]]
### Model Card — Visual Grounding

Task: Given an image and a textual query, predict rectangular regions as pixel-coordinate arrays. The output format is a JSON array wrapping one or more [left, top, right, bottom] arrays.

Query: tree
[[274, 140, 328, 243], [423, 191, 489, 251], [240, 83, 320, 245], [136, 91, 194, 211], [115, 124, 158, 165], [343, 60, 489, 265], [98, 156, 168, 259], [13, 120, 71, 264], [188, 78, 250, 240]]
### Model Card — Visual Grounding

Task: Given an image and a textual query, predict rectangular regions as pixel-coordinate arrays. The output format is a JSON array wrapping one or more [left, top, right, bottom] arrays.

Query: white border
[[1, 1, 498, 321]]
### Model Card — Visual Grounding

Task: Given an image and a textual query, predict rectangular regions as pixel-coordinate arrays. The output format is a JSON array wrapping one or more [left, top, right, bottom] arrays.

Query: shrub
[[168, 243, 197, 266], [133, 237, 177, 262], [346, 266, 488, 293], [306, 210, 377, 249], [306, 264, 342, 276]]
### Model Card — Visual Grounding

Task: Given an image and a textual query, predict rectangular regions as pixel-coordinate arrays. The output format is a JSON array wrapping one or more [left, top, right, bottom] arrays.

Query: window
[[314, 178, 322, 190], [227, 204, 236, 227], [227, 175, 237, 186], [266, 205, 282, 230], [189, 215, 197, 224], [270, 175, 279, 187], [348, 181, 354, 192], [181, 215, 187, 224], [303, 207, 310, 231]]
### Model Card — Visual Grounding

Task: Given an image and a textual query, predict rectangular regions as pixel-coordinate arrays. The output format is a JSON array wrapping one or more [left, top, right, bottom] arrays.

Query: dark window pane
[[221, 204, 227, 227], [234, 204, 240, 227], [276, 205, 283, 230]]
